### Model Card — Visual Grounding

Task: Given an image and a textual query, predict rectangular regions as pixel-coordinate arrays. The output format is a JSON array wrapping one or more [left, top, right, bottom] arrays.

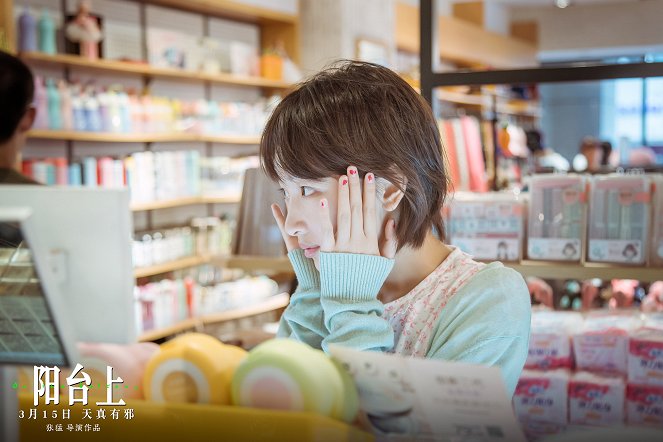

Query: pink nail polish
[[342, 179, 348, 185], [367, 174, 373, 182], [321, 200, 326, 207], [349, 168, 356, 175]]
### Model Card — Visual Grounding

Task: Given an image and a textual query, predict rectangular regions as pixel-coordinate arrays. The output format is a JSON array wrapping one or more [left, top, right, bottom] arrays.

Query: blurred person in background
[[0, 50, 38, 184]]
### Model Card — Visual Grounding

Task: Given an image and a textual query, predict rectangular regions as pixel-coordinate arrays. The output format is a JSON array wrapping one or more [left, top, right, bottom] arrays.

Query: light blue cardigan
[[277, 248, 531, 397]]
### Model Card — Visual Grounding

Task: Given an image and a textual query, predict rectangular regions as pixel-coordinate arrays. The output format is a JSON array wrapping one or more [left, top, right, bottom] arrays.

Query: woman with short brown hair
[[262, 60, 531, 396]]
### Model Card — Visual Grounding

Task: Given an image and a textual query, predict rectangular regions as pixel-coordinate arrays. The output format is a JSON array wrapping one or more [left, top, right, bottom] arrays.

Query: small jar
[[152, 231, 164, 264], [191, 218, 208, 256], [207, 217, 222, 256], [141, 233, 153, 267]]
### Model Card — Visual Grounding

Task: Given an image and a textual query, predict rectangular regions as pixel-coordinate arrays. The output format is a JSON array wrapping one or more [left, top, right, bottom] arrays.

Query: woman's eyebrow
[[291, 177, 325, 185]]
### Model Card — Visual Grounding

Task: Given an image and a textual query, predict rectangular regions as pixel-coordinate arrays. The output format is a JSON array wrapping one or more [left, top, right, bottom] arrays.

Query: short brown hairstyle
[[260, 60, 449, 250]]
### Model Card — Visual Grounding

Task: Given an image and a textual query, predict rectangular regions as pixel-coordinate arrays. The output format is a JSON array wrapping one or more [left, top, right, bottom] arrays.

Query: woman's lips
[[303, 246, 320, 258]]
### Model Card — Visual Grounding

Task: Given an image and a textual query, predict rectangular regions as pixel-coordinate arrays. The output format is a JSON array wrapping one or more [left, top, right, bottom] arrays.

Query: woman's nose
[[284, 205, 307, 237]]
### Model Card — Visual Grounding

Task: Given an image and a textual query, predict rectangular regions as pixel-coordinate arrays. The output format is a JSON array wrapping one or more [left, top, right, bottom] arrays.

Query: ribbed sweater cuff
[[319, 252, 394, 301], [287, 248, 320, 290]]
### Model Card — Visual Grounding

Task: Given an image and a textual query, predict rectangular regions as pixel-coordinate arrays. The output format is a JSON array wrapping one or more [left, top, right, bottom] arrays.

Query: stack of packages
[[514, 309, 663, 440]]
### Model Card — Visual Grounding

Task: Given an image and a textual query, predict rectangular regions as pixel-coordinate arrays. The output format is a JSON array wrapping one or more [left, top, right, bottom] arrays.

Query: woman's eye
[[300, 186, 315, 197]]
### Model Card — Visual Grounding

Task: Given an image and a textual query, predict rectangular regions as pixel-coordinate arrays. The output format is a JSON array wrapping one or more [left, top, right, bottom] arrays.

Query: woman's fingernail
[[348, 167, 356, 175], [342, 178, 348, 185], [367, 173, 374, 182]]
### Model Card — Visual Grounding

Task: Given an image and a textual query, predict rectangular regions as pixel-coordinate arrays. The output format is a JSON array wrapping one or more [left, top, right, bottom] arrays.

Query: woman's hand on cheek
[[319, 166, 398, 259], [271, 203, 300, 252]]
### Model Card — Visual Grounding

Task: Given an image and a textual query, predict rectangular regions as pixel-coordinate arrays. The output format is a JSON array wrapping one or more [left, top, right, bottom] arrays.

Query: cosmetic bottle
[[46, 78, 62, 130], [38, 9, 56, 54], [18, 8, 37, 52]]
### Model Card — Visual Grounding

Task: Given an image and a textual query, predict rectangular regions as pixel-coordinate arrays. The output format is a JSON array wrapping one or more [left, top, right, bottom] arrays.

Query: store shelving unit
[[0, 0, 302, 342], [419, 0, 663, 284], [418, 0, 663, 101], [137, 292, 289, 342], [395, 1, 541, 121]]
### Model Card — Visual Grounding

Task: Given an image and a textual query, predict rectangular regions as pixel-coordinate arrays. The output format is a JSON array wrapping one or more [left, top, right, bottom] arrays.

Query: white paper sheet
[[329, 345, 527, 442]]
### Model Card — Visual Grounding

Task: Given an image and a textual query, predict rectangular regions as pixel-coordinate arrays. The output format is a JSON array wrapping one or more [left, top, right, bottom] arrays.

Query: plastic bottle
[[118, 91, 132, 133], [68, 163, 82, 186], [97, 89, 110, 132], [106, 90, 120, 132], [18, 8, 37, 53], [46, 78, 62, 130], [33, 76, 49, 129], [84, 88, 102, 132], [38, 9, 56, 54], [129, 93, 143, 133], [59, 80, 73, 130], [54, 157, 68, 185], [71, 88, 86, 132]]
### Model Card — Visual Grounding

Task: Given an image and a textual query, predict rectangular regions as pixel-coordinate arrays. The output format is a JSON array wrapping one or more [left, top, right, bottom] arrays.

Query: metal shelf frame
[[419, 0, 663, 104]]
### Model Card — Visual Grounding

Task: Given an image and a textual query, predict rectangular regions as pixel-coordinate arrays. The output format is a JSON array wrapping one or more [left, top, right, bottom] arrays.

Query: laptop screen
[[0, 221, 67, 366]]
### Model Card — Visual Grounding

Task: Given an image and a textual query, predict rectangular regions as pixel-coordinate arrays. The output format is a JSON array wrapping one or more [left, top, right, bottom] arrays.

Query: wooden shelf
[[503, 260, 663, 283], [497, 100, 542, 118], [437, 89, 487, 107], [202, 134, 262, 145], [137, 317, 201, 342], [395, 3, 537, 69], [436, 88, 541, 117], [134, 254, 293, 278], [202, 195, 243, 205], [21, 52, 292, 90], [27, 129, 261, 145], [131, 197, 205, 211], [27, 130, 194, 143], [137, 293, 289, 342], [220, 255, 292, 273], [130, 195, 241, 211], [200, 292, 289, 325], [140, 0, 298, 26], [134, 255, 208, 278]]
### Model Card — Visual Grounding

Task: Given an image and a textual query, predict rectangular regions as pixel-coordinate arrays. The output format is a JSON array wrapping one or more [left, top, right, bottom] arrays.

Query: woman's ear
[[377, 176, 407, 212], [18, 107, 36, 133]]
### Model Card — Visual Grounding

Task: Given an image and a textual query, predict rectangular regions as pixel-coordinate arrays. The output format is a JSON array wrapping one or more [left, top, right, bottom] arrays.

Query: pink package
[[527, 311, 583, 369], [569, 371, 625, 426], [513, 369, 570, 426], [573, 311, 642, 374], [628, 327, 663, 386], [642, 282, 663, 313], [626, 383, 663, 427]]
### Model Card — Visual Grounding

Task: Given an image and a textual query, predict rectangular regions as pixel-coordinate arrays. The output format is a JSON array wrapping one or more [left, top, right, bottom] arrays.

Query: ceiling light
[[555, 0, 571, 8]]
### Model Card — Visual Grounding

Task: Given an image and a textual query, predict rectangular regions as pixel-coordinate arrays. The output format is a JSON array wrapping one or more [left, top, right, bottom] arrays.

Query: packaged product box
[[587, 174, 651, 265], [626, 383, 663, 427], [573, 310, 642, 374], [526, 311, 583, 370], [527, 174, 587, 262], [628, 327, 663, 386], [643, 312, 663, 329], [568, 371, 625, 427], [513, 369, 570, 426], [447, 191, 525, 261], [651, 175, 663, 266]]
